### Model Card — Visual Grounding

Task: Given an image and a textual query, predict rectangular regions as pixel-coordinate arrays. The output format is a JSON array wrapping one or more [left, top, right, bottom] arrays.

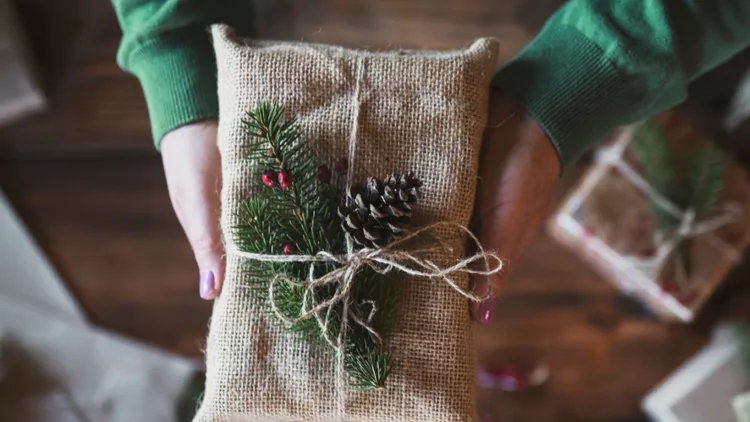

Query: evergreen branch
[[631, 119, 728, 283], [352, 269, 401, 335], [686, 142, 726, 215], [631, 120, 693, 279], [234, 101, 397, 391], [631, 120, 684, 230], [345, 349, 392, 392]]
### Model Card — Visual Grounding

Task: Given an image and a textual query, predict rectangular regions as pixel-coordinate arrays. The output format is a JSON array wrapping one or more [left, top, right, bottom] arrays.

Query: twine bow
[[227, 222, 501, 419], [229, 222, 502, 351], [595, 133, 743, 284], [226, 56, 503, 420]]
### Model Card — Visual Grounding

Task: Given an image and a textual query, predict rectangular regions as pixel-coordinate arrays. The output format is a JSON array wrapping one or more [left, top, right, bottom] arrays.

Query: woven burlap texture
[[195, 24, 498, 422]]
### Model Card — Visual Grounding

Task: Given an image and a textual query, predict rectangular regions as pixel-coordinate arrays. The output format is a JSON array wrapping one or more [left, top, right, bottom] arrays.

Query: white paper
[[0, 0, 46, 127], [0, 188, 197, 421], [4, 392, 86, 422], [642, 325, 750, 422], [0, 189, 85, 323], [734, 391, 750, 422], [725, 66, 750, 131], [0, 296, 196, 422]]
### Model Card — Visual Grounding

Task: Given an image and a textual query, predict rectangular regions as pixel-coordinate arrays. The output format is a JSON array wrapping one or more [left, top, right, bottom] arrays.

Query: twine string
[[227, 55, 502, 420], [231, 221, 503, 342], [595, 142, 742, 283], [228, 221, 502, 418]]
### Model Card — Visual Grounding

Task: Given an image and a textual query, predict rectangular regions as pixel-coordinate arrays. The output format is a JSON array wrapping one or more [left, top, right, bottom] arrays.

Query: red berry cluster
[[260, 158, 348, 255], [317, 165, 332, 183], [261, 169, 293, 190], [316, 158, 348, 184], [333, 158, 348, 175]]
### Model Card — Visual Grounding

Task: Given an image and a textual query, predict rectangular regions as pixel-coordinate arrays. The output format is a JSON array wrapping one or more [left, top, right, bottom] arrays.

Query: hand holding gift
[[157, 70, 560, 328], [190, 26, 553, 422], [153, 25, 562, 418], [471, 92, 560, 322]]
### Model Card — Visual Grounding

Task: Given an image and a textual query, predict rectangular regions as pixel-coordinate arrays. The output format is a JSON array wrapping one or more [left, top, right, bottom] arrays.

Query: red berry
[[282, 243, 295, 255], [261, 170, 277, 187], [317, 165, 332, 183], [677, 291, 700, 306], [333, 158, 348, 175], [278, 171, 293, 190], [660, 280, 680, 296]]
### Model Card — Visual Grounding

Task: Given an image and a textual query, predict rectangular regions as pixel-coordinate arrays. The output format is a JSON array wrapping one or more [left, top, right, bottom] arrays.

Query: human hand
[[470, 91, 561, 324], [161, 121, 224, 300]]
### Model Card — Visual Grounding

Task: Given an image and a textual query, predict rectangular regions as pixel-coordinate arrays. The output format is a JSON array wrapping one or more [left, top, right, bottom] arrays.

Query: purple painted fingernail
[[199, 271, 215, 299], [477, 300, 496, 324]]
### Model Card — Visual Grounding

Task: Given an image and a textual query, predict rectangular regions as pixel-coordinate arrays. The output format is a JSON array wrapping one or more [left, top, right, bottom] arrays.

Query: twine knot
[[231, 222, 503, 352], [596, 135, 743, 283], [676, 209, 697, 238]]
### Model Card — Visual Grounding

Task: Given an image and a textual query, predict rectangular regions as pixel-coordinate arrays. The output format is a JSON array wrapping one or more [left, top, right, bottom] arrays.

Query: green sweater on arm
[[493, 0, 750, 172], [111, 0, 254, 146], [113, 0, 750, 167]]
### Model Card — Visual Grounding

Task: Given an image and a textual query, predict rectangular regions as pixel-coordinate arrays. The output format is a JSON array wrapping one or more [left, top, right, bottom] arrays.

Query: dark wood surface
[[2, 1, 749, 421]]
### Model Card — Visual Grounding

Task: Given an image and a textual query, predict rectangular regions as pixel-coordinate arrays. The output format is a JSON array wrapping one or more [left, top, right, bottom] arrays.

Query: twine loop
[[227, 56, 502, 418], [230, 221, 503, 352], [595, 135, 743, 283]]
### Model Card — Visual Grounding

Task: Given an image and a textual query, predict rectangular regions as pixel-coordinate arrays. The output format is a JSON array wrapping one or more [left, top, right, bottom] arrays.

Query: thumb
[[470, 94, 560, 324], [161, 122, 225, 300], [183, 187, 224, 301], [469, 211, 508, 325]]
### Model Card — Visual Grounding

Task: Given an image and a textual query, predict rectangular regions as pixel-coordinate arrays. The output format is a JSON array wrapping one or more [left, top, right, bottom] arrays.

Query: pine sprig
[[630, 118, 727, 282], [686, 142, 726, 215], [234, 102, 395, 391], [631, 121, 684, 230], [345, 346, 393, 392]]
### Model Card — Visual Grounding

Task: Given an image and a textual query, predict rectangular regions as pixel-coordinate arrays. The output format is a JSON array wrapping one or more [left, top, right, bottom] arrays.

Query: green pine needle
[[345, 348, 393, 392], [234, 101, 396, 391], [686, 142, 726, 215], [631, 120, 684, 230], [631, 118, 728, 282]]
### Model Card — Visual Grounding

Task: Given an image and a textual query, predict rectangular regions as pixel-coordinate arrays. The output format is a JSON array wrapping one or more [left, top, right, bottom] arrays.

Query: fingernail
[[477, 300, 496, 324], [199, 271, 215, 299]]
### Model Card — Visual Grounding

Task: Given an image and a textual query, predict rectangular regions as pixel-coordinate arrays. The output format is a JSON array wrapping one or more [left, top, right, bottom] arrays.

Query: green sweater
[[113, 0, 750, 171]]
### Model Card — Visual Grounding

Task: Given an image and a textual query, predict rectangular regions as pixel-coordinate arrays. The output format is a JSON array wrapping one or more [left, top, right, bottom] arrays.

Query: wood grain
[[0, 155, 210, 356]]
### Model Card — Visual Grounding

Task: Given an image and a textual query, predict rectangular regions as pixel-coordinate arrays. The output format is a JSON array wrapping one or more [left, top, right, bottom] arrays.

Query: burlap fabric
[[195, 25, 498, 422]]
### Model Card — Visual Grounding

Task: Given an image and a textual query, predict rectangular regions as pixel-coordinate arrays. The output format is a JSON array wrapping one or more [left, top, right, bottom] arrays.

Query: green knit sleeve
[[493, 0, 750, 173], [111, 0, 255, 148]]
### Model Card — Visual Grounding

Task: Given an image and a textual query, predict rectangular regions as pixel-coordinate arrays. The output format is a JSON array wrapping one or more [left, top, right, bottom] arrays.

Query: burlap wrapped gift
[[195, 25, 498, 422], [548, 112, 750, 323]]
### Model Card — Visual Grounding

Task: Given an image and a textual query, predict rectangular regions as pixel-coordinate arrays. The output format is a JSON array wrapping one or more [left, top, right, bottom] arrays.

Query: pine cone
[[338, 173, 422, 248]]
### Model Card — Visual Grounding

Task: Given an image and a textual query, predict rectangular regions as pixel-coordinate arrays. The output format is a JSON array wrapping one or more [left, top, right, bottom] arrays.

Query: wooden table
[[2, 1, 749, 421]]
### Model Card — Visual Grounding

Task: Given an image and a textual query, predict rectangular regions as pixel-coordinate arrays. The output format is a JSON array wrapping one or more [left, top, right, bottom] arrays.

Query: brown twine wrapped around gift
[[228, 223, 502, 349], [226, 222, 502, 417], [595, 133, 742, 284], [225, 55, 503, 420]]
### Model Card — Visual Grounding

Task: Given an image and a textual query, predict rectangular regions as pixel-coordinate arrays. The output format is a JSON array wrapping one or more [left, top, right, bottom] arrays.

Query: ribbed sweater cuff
[[125, 28, 218, 149], [492, 25, 642, 173]]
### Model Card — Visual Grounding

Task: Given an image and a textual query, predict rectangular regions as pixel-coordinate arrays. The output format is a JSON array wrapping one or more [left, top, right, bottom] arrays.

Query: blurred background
[[2, 0, 750, 421]]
